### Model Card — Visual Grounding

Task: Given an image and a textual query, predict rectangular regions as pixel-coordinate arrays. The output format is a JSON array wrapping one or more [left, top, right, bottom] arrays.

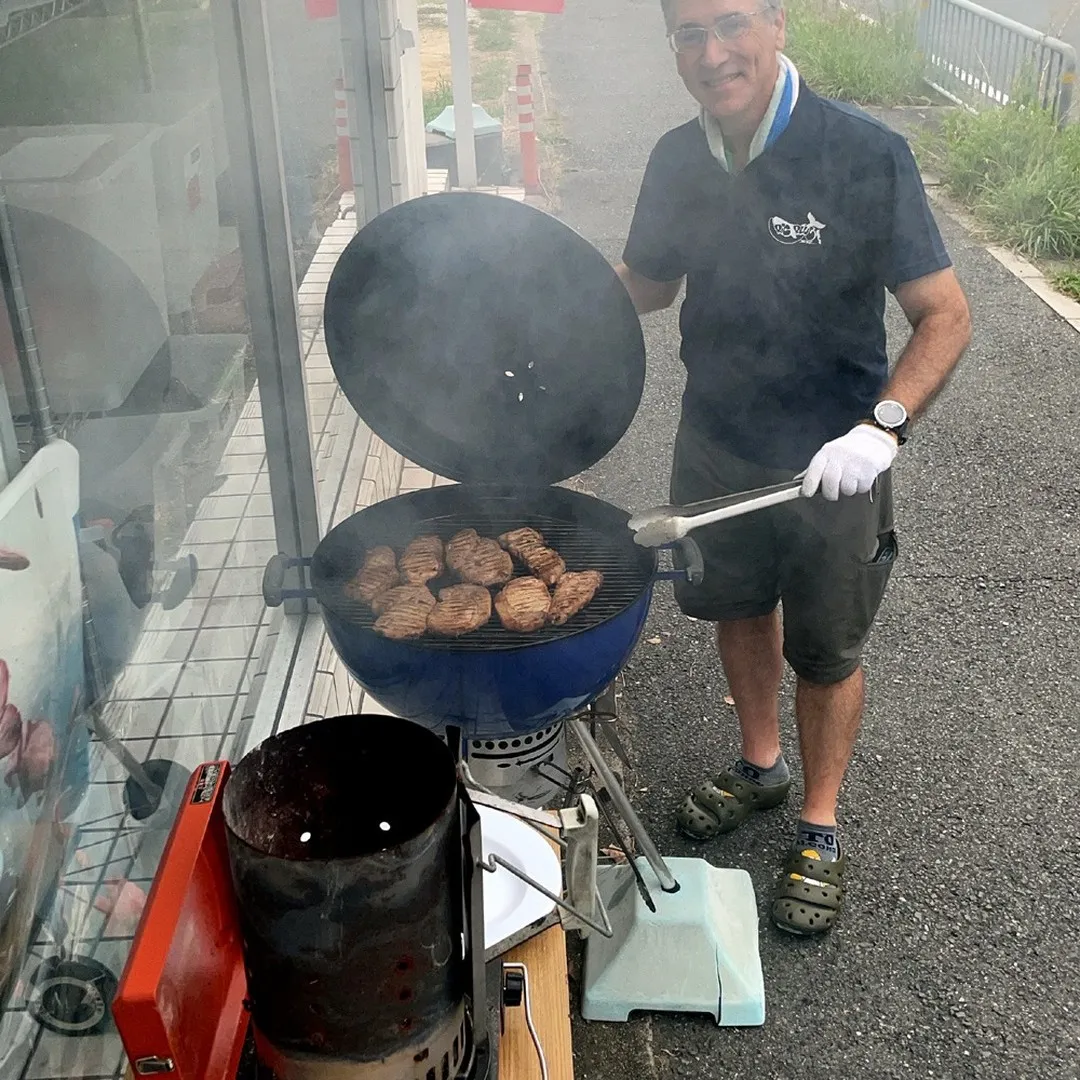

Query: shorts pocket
[[851, 529, 897, 635], [868, 529, 899, 567]]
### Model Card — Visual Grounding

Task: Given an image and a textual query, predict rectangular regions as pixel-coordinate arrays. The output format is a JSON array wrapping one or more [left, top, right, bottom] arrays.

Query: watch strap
[[864, 415, 908, 446]]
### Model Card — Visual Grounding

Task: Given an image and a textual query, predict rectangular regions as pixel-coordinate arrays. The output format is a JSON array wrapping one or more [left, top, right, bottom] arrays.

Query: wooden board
[[499, 923, 575, 1080]]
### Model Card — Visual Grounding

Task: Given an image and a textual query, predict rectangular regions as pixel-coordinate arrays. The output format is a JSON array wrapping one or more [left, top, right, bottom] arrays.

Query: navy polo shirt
[[623, 84, 952, 470]]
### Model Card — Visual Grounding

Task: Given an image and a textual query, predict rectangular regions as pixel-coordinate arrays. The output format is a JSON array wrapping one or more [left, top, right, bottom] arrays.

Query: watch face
[[874, 400, 907, 428]]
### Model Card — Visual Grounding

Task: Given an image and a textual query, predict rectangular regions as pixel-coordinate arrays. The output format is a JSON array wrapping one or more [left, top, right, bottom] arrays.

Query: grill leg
[[569, 719, 680, 894]]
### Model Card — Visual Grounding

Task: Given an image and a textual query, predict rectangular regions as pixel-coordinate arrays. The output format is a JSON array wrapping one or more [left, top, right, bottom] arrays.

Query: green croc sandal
[[675, 770, 791, 840], [771, 848, 847, 936]]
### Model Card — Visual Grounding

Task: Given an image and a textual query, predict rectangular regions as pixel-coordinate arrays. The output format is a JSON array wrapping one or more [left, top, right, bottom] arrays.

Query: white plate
[[477, 805, 562, 950]]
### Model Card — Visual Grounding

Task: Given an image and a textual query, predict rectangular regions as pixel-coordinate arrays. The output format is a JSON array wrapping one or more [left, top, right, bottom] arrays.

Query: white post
[[397, 0, 429, 199], [446, 0, 478, 189]]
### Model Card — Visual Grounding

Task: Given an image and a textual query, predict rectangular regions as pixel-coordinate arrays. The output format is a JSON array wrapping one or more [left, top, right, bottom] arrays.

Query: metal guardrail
[[0, 0, 96, 50], [917, 0, 1077, 125]]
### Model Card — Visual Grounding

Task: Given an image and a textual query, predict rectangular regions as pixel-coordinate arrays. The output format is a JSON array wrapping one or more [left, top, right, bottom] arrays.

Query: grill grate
[[317, 510, 652, 652]]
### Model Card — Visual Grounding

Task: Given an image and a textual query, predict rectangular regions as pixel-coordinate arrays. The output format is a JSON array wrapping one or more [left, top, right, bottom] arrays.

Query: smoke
[[326, 192, 644, 486]]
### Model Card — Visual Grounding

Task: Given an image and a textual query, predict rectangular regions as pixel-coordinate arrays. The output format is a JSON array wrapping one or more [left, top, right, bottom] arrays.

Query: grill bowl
[[309, 484, 657, 737]]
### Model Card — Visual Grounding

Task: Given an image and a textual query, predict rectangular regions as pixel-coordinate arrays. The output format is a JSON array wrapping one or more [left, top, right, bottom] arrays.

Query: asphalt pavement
[[542, 2, 1080, 1078]]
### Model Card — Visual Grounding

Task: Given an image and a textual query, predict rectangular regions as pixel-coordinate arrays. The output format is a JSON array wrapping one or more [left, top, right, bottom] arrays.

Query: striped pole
[[516, 64, 541, 194], [334, 75, 352, 192]]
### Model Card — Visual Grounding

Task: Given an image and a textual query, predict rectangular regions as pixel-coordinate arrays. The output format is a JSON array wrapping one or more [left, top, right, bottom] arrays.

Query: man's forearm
[[616, 262, 682, 315], [884, 305, 971, 419]]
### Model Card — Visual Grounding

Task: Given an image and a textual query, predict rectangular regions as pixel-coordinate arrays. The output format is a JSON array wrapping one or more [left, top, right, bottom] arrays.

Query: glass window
[[0, 4, 308, 1076]]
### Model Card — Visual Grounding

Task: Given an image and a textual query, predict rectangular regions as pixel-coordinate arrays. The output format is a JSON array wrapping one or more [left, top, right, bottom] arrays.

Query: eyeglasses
[[668, 8, 770, 53]]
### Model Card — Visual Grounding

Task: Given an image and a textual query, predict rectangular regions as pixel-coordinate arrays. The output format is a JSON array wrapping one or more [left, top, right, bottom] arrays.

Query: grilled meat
[[447, 528, 512, 587], [399, 535, 445, 586], [427, 584, 493, 637], [370, 584, 438, 618], [498, 527, 565, 586], [494, 576, 552, 633], [372, 585, 437, 640], [521, 545, 566, 586], [446, 529, 482, 570], [549, 570, 604, 626], [345, 546, 399, 603], [498, 527, 545, 557]]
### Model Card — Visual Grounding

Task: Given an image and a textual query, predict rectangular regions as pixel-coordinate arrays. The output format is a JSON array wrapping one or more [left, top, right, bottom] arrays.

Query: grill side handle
[[653, 538, 704, 586], [263, 554, 314, 607]]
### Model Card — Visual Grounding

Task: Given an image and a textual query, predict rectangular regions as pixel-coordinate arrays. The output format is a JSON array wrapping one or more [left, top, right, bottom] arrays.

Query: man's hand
[[801, 425, 898, 501]]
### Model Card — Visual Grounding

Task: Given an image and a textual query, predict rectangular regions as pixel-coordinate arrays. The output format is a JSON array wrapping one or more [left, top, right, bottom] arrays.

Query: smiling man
[[617, 0, 971, 936]]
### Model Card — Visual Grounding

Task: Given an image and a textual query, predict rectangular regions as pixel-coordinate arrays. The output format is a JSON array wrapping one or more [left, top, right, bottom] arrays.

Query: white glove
[[800, 424, 898, 501]]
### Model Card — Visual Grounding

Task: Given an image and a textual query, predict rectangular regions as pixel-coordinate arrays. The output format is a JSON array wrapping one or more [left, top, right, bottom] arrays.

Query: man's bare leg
[[716, 611, 784, 766], [795, 667, 864, 827]]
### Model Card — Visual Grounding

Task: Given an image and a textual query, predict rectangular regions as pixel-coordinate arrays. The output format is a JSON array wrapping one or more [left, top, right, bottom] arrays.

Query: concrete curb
[[923, 177, 1080, 335]]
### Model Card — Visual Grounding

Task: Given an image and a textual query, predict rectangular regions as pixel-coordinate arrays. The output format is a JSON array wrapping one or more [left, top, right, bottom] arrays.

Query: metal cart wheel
[[124, 758, 190, 822], [29, 955, 118, 1037]]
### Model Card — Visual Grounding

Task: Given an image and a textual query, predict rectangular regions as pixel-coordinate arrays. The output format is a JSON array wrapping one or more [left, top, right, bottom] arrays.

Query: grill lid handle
[[263, 554, 313, 607]]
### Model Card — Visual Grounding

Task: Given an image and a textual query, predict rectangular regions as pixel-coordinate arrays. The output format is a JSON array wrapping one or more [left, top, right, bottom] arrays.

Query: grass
[[422, 53, 508, 124], [786, 1, 1080, 297], [423, 74, 454, 124], [1051, 269, 1080, 301], [784, 0, 931, 107], [474, 9, 515, 52], [473, 56, 509, 118], [919, 102, 1080, 261], [420, 5, 516, 122]]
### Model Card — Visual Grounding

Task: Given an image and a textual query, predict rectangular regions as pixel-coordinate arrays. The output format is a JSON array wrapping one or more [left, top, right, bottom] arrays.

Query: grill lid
[[323, 191, 646, 486]]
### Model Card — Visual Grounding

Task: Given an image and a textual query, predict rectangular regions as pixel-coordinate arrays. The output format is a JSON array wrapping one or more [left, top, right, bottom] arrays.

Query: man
[[617, 0, 971, 935]]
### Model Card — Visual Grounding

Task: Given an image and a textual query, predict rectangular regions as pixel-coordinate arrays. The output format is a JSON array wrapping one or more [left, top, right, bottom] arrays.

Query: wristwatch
[[867, 399, 910, 445]]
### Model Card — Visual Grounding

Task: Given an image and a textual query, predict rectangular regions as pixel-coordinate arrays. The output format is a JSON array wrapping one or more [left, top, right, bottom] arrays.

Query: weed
[[919, 104, 1080, 259], [475, 10, 514, 52], [473, 56, 509, 116], [785, 0, 930, 107], [1050, 268, 1080, 301], [423, 74, 454, 124]]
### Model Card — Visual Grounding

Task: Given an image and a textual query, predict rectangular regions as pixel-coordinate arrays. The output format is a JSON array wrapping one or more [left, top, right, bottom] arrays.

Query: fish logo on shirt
[[769, 212, 827, 246]]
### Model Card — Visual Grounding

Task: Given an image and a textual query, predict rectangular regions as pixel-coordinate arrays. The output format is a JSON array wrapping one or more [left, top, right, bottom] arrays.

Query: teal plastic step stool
[[582, 856, 765, 1026]]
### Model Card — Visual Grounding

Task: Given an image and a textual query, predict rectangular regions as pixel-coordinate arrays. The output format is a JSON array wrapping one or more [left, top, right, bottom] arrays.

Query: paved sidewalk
[[543, 4, 1080, 1079]]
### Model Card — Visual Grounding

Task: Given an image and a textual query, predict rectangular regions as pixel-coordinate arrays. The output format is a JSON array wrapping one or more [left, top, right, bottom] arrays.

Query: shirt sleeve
[[885, 134, 953, 292], [622, 133, 690, 283]]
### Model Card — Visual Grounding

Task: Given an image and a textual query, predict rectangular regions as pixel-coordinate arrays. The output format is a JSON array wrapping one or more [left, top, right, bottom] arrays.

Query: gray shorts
[[669, 423, 897, 685]]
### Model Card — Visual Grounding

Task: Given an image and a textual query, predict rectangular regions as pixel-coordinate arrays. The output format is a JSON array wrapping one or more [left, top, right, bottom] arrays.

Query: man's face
[[670, 0, 786, 122]]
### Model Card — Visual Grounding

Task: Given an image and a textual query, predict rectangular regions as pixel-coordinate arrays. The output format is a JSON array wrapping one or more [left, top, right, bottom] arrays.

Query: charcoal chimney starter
[[222, 714, 488, 1079]]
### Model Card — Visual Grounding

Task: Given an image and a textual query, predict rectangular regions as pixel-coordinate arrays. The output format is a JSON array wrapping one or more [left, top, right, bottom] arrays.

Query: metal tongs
[[628, 478, 805, 547]]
